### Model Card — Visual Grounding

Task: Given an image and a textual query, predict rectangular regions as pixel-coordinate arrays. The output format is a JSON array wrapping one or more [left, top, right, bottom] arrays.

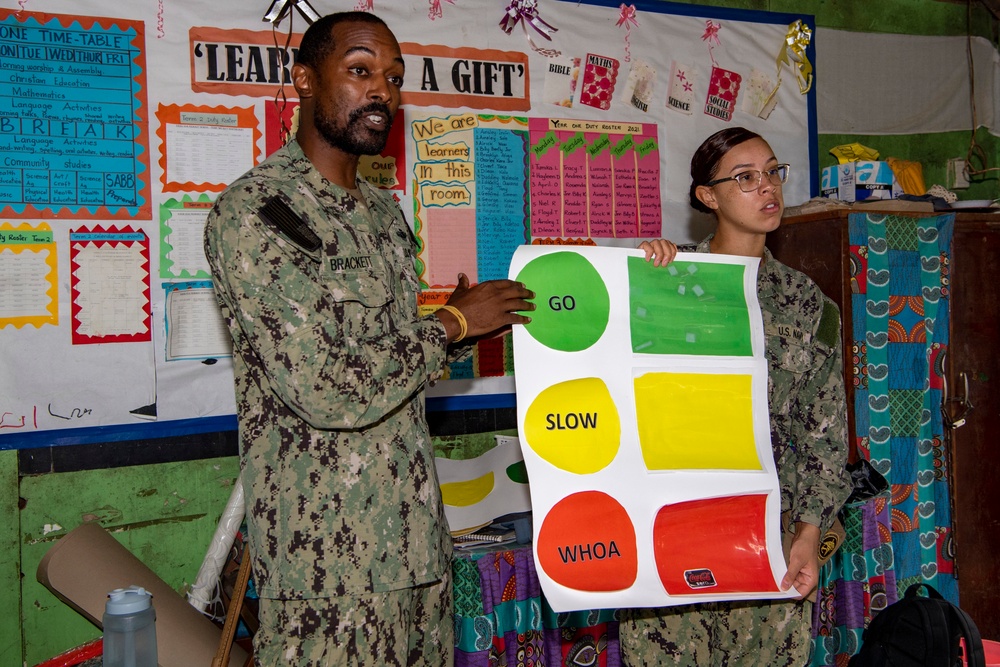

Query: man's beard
[[314, 101, 393, 156]]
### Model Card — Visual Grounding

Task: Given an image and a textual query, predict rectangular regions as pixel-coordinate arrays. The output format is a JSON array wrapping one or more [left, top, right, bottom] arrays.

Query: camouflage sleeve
[[789, 299, 852, 532], [206, 198, 449, 431]]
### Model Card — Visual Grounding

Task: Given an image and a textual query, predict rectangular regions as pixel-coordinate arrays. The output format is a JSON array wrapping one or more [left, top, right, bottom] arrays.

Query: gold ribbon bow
[[777, 19, 813, 95]]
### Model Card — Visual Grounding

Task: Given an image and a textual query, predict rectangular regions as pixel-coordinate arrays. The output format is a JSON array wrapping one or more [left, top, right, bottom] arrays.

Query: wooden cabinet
[[945, 215, 1000, 640], [767, 208, 1000, 640]]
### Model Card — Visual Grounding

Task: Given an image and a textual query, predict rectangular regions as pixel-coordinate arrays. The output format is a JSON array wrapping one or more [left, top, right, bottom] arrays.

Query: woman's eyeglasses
[[706, 164, 790, 192]]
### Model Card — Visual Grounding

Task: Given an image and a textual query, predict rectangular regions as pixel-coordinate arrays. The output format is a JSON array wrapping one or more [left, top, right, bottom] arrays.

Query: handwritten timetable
[[0, 10, 150, 219]]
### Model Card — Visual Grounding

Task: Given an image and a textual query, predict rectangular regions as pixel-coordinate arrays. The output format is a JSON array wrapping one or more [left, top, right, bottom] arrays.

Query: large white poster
[[510, 244, 794, 611]]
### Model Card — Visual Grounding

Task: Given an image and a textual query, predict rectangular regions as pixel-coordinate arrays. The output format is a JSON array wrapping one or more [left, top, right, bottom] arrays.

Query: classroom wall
[[695, 0, 1000, 201], [5, 1, 998, 665]]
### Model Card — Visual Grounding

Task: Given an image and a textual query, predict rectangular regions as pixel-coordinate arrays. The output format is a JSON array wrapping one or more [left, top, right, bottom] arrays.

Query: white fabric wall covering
[[816, 29, 999, 136]]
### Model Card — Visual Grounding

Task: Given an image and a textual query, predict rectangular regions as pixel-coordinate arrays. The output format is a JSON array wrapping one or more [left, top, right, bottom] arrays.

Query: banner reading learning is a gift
[[510, 244, 795, 612]]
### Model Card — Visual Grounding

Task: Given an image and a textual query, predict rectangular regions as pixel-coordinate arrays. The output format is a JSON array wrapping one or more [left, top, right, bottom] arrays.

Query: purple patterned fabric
[[455, 547, 620, 667]]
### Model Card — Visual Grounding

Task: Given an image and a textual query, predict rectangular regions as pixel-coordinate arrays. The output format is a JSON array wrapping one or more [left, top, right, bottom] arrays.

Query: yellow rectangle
[[634, 371, 761, 470]]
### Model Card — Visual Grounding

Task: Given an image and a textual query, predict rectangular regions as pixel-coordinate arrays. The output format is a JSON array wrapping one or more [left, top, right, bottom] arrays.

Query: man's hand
[[436, 273, 535, 343]]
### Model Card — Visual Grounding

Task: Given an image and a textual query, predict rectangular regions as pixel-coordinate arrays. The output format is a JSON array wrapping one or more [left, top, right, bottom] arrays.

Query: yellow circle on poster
[[523, 377, 621, 474]]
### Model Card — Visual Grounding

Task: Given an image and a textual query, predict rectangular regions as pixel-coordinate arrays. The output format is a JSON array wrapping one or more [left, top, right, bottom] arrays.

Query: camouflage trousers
[[253, 573, 454, 667], [619, 598, 813, 667]]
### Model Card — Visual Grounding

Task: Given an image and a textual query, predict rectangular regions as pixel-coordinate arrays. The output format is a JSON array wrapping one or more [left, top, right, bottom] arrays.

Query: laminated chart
[[159, 195, 214, 279], [528, 118, 661, 239], [0, 9, 151, 219], [410, 112, 529, 380], [509, 245, 795, 611], [0, 222, 58, 329], [163, 281, 232, 362], [69, 226, 151, 345], [154, 104, 260, 194]]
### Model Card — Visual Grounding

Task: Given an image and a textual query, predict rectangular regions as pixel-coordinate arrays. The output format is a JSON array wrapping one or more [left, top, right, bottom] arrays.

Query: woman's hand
[[639, 238, 678, 267], [780, 522, 821, 599]]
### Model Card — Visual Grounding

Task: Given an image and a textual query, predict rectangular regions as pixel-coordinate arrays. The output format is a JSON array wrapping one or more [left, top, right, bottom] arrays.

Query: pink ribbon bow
[[701, 20, 721, 46], [499, 0, 557, 41], [616, 4, 638, 28], [428, 0, 456, 21], [617, 4, 637, 62]]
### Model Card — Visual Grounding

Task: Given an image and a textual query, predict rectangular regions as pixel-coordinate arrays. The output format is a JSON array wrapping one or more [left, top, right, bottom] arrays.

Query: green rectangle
[[628, 257, 752, 356]]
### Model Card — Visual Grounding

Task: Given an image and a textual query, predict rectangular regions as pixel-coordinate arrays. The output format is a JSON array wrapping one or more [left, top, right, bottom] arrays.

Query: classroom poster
[[528, 117, 661, 239], [0, 10, 151, 220], [436, 434, 532, 533], [410, 112, 528, 380], [509, 245, 794, 611], [0, 222, 58, 329]]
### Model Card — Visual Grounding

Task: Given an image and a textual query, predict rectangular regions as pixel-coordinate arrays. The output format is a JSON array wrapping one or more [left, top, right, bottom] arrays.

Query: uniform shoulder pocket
[[815, 299, 841, 353], [256, 196, 322, 254]]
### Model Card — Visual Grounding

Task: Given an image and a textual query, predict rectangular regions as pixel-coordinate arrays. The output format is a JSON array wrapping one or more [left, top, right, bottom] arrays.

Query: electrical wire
[[271, 10, 296, 148], [963, 0, 999, 180]]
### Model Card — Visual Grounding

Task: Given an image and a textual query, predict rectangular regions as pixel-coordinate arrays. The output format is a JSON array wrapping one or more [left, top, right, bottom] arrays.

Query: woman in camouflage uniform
[[621, 127, 851, 666]]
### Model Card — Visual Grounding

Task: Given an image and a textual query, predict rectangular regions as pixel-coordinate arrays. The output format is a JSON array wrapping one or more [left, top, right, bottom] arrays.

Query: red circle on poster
[[536, 491, 638, 592]]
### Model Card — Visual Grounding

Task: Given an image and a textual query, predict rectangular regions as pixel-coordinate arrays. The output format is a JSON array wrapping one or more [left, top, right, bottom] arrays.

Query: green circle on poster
[[515, 252, 609, 352]]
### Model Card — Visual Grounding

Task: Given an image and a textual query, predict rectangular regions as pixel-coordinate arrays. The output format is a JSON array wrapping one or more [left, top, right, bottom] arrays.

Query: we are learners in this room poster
[[510, 245, 795, 612]]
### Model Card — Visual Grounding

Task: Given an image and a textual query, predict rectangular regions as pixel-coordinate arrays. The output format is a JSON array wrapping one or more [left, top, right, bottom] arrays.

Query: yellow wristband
[[438, 305, 468, 342]]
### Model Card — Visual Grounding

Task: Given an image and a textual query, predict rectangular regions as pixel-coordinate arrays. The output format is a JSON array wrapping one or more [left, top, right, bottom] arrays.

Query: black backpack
[[849, 583, 985, 667]]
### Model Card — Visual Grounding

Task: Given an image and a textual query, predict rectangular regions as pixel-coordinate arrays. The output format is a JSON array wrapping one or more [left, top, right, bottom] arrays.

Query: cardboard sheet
[[37, 522, 248, 667]]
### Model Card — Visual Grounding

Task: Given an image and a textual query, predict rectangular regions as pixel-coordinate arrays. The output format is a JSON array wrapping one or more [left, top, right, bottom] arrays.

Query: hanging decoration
[[701, 20, 721, 48], [666, 60, 696, 116], [261, 0, 320, 26], [261, 0, 318, 147], [428, 0, 456, 21], [354, 0, 374, 10], [698, 20, 742, 122], [499, 0, 560, 57], [701, 19, 722, 71], [156, 0, 165, 39], [616, 4, 638, 63], [705, 65, 742, 122], [776, 19, 813, 94], [578, 52, 620, 110], [740, 67, 780, 120]]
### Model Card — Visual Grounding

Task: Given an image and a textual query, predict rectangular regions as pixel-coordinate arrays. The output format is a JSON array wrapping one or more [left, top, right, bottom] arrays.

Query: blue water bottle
[[103, 586, 158, 667]]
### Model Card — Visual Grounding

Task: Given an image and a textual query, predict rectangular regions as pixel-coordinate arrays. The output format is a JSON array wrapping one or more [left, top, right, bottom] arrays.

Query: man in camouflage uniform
[[204, 12, 533, 666], [623, 128, 850, 666]]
